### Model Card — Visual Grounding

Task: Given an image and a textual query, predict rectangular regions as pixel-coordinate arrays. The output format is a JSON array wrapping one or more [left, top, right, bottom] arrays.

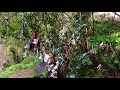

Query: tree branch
[[113, 12, 120, 17]]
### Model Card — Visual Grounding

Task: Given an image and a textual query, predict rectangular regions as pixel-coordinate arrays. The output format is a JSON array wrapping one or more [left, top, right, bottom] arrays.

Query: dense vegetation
[[0, 12, 120, 78]]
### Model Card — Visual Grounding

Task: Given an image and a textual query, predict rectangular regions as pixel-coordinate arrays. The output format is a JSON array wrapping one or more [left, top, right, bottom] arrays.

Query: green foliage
[[1, 12, 120, 78], [102, 56, 108, 63], [0, 63, 32, 78], [0, 55, 41, 78], [114, 60, 119, 64], [94, 21, 113, 35], [93, 35, 114, 43]]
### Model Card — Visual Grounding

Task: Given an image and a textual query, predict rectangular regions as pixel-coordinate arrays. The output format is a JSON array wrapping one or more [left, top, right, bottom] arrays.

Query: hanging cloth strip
[[38, 61, 45, 73], [33, 38, 38, 45], [44, 54, 50, 63], [22, 22, 26, 34], [52, 48, 56, 56], [23, 50, 28, 58], [67, 75, 75, 78], [60, 56, 64, 65], [33, 31, 38, 39]]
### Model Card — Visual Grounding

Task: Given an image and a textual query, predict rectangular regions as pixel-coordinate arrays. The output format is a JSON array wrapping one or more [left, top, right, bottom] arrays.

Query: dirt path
[[9, 68, 34, 78], [0, 44, 5, 72]]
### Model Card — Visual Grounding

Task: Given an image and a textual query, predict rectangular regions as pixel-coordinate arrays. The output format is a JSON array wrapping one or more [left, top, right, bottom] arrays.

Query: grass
[[0, 55, 41, 78]]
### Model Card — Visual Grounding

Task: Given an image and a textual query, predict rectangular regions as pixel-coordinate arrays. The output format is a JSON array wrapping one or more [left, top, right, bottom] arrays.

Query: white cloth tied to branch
[[33, 38, 38, 45], [79, 49, 96, 60], [97, 64, 102, 70], [24, 43, 30, 49], [44, 53, 50, 63], [71, 39, 76, 45], [59, 27, 68, 39]]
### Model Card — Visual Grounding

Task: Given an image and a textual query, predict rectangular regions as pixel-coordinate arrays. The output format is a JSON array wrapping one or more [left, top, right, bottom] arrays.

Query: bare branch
[[113, 12, 120, 17]]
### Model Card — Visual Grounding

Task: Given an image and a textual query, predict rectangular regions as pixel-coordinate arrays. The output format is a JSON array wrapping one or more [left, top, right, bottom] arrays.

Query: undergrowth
[[0, 55, 41, 78]]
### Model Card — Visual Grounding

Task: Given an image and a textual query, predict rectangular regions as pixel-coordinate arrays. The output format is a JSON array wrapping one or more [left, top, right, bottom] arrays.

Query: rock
[[0, 44, 5, 72]]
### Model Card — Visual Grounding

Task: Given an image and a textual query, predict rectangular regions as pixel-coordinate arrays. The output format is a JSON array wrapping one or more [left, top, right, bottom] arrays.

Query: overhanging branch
[[113, 12, 120, 17]]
